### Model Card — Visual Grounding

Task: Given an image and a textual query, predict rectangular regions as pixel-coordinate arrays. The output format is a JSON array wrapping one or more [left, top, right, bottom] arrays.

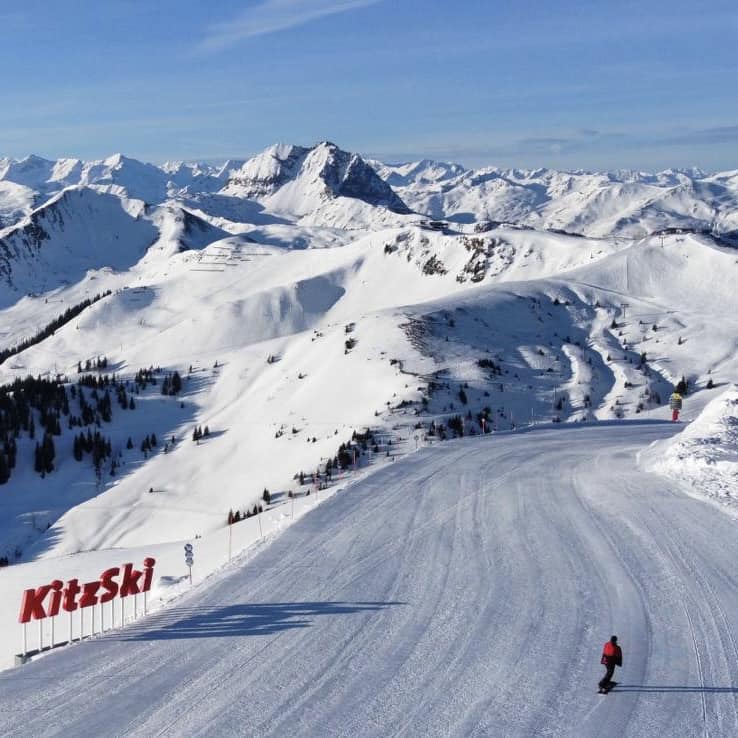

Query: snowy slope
[[0, 181, 37, 227], [643, 387, 738, 510], [0, 154, 220, 208], [373, 160, 738, 240], [0, 188, 231, 301], [0, 188, 155, 298], [5, 423, 738, 737], [0, 216, 734, 569], [0, 142, 735, 720]]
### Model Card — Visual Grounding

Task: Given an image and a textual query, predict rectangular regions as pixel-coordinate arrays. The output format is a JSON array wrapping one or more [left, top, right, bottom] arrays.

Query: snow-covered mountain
[[4, 144, 737, 238], [224, 142, 408, 209], [0, 187, 229, 300], [219, 142, 411, 228], [372, 159, 738, 241], [368, 157, 467, 187], [0, 143, 411, 229], [0, 140, 736, 683]]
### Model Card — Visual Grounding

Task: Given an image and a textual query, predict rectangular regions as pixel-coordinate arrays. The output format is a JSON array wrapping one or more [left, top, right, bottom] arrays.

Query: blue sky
[[1, 0, 737, 170]]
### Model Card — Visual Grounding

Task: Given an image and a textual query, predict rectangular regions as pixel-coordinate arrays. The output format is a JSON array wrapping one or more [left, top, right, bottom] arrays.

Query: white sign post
[[184, 543, 194, 585]]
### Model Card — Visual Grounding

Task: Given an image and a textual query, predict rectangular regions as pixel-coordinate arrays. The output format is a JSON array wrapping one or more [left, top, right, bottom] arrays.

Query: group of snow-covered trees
[[0, 364, 187, 485]]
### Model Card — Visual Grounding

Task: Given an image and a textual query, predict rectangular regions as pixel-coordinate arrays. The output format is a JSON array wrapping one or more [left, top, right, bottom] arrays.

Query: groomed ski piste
[[2, 409, 738, 737], [0, 143, 737, 736]]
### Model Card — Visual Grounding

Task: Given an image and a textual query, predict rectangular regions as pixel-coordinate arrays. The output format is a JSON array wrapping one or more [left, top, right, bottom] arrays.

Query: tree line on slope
[[0, 366, 185, 486], [0, 290, 112, 367]]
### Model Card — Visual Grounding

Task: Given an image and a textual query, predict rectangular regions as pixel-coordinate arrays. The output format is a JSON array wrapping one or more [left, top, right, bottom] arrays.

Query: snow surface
[[4, 423, 738, 736], [0, 155, 734, 575], [643, 387, 738, 511], [1, 222, 732, 568], [0, 140, 736, 735], [3, 145, 738, 238], [371, 159, 738, 240]]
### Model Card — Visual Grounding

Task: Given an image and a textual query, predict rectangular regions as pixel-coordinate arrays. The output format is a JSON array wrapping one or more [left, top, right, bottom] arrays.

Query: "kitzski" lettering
[[18, 558, 156, 623]]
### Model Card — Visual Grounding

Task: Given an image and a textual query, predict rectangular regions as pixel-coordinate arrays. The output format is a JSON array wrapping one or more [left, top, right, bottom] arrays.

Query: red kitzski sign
[[18, 557, 156, 624]]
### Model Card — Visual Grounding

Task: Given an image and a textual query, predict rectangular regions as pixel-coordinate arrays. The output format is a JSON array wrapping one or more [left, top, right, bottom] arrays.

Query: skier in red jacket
[[598, 635, 622, 693]]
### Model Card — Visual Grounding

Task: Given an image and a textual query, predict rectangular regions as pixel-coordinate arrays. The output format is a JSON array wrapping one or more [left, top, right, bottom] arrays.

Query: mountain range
[[0, 139, 735, 578], [3, 141, 738, 239]]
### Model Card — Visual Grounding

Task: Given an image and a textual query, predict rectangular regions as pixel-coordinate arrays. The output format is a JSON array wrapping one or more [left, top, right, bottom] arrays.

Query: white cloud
[[198, 0, 382, 52]]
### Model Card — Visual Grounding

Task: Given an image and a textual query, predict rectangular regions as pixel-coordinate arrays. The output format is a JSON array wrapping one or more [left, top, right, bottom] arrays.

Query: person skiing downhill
[[670, 390, 683, 422], [598, 636, 622, 693]]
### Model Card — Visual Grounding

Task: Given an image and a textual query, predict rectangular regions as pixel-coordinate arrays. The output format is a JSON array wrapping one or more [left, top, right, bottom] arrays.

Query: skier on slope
[[598, 635, 622, 693], [670, 390, 683, 422]]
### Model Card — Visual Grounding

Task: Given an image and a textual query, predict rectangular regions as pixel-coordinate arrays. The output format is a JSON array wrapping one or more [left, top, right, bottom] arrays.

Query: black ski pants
[[599, 663, 616, 688]]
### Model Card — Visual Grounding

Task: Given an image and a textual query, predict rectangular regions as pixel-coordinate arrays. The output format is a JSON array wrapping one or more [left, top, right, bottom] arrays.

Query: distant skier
[[669, 390, 683, 422], [598, 635, 622, 693]]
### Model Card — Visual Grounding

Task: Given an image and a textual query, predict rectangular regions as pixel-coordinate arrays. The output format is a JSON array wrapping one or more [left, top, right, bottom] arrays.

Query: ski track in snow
[[2, 423, 738, 737]]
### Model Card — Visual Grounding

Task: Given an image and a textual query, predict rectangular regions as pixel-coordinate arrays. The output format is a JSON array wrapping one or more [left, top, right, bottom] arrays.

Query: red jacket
[[601, 641, 622, 667]]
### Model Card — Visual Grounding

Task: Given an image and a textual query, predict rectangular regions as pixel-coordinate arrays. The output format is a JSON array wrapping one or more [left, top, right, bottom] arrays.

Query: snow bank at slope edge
[[641, 386, 738, 510]]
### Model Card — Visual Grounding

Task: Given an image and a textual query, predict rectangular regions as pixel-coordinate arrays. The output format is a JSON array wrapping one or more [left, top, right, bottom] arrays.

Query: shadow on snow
[[614, 684, 738, 694], [104, 600, 405, 641]]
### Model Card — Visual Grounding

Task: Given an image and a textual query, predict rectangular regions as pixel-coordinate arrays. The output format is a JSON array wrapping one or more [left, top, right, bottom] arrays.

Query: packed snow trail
[[3, 422, 738, 737]]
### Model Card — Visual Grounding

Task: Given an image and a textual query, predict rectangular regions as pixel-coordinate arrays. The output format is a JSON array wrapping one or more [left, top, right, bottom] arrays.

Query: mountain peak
[[103, 153, 132, 168], [20, 154, 53, 166], [224, 142, 410, 214]]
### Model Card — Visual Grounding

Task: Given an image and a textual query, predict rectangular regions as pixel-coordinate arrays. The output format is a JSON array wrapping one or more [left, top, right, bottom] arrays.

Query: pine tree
[[42, 433, 55, 473], [6, 439, 16, 469], [73, 435, 83, 462], [0, 453, 9, 485], [33, 442, 43, 473]]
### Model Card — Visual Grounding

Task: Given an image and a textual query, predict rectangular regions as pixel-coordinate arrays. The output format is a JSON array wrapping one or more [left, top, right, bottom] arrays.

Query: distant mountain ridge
[[1, 143, 737, 240], [0, 187, 229, 298], [369, 159, 738, 240], [0, 142, 411, 224]]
